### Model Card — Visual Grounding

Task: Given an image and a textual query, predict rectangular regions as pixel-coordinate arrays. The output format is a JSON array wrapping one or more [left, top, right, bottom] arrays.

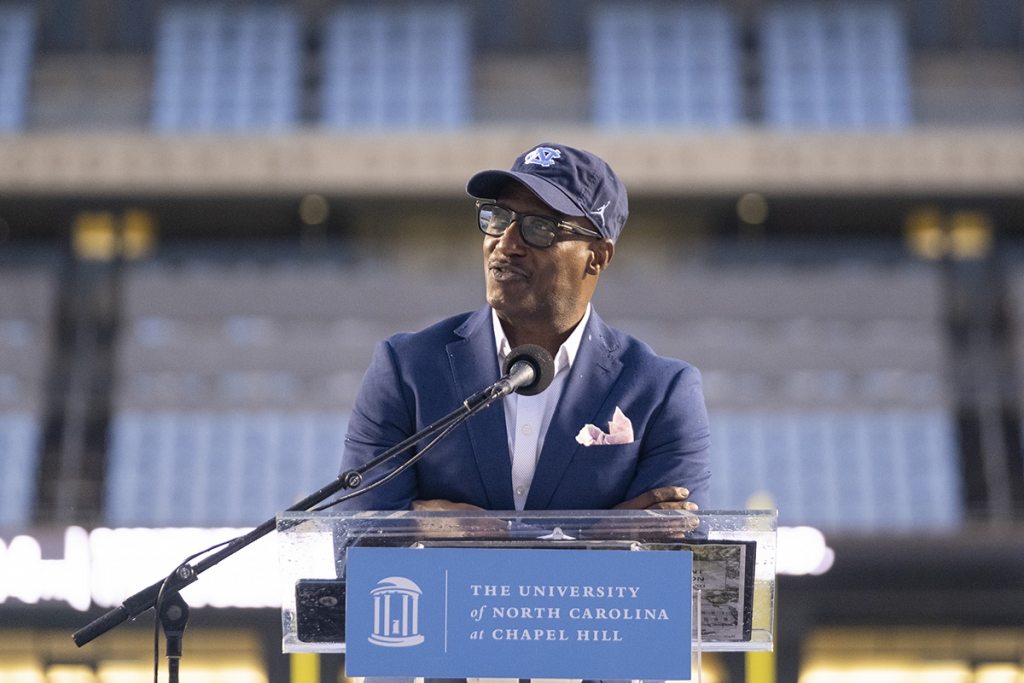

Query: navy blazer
[[338, 306, 711, 511]]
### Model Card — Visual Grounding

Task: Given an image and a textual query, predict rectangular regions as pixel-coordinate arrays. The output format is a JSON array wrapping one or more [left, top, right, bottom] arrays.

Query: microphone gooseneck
[[501, 344, 556, 397]]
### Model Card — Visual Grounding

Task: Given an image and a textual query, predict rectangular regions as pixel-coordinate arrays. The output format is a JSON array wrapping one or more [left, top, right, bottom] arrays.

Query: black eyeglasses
[[476, 202, 602, 249]]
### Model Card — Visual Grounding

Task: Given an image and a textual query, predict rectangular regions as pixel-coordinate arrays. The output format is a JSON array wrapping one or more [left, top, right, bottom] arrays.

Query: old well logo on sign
[[368, 577, 425, 647], [345, 546, 692, 680]]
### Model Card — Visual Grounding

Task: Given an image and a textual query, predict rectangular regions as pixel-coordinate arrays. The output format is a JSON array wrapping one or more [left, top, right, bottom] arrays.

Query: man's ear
[[586, 239, 615, 275]]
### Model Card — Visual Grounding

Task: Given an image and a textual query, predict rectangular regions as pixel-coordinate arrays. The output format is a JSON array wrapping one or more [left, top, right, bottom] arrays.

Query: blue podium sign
[[344, 546, 692, 679]]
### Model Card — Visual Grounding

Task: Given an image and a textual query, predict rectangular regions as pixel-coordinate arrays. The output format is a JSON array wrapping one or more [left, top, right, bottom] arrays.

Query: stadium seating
[[106, 410, 350, 527], [320, 4, 470, 129], [0, 413, 42, 528], [1001, 262, 1024, 476], [0, 4, 35, 132], [591, 3, 742, 127], [103, 248, 965, 532], [151, 4, 302, 132], [0, 263, 57, 528], [104, 253, 483, 527], [5, 1, 921, 133], [594, 257, 962, 531], [760, 2, 912, 128]]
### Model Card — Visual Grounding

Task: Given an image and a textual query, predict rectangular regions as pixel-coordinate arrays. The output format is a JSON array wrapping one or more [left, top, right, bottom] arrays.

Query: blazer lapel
[[526, 312, 623, 509], [447, 308, 515, 509]]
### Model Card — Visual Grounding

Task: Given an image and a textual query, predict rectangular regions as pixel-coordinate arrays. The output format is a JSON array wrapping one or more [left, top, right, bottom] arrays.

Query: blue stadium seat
[[0, 4, 35, 132], [591, 3, 742, 128], [1001, 266, 1024, 492], [320, 4, 470, 129], [760, 2, 911, 128], [0, 413, 41, 528], [0, 263, 55, 529], [710, 409, 961, 532], [151, 4, 301, 132], [105, 410, 348, 527]]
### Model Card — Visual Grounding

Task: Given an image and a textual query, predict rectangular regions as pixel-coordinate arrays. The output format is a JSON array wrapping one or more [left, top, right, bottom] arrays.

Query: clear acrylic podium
[[278, 509, 776, 659]]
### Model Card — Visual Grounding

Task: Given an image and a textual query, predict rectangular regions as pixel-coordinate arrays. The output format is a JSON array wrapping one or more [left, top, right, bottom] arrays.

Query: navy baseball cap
[[466, 142, 628, 242]]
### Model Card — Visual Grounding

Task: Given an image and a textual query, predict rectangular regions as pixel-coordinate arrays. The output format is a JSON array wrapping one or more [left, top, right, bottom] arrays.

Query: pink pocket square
[[575, 406, 634, 446]]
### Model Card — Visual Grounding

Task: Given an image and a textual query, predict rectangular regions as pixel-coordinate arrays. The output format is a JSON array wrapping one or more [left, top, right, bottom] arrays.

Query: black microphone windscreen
[[503, 344, 555, 396]]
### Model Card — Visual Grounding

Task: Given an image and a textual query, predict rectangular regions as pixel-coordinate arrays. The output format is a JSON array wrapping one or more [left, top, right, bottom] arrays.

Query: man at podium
[[338, 142, 711, 515]]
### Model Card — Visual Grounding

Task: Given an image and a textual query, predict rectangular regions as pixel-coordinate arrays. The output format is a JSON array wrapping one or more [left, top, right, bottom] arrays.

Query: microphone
[[498, 344, 555, 397]]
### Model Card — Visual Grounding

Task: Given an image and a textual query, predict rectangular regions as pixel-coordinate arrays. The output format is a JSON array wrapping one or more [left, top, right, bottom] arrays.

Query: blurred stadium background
[[1, 0, 1024, 681]]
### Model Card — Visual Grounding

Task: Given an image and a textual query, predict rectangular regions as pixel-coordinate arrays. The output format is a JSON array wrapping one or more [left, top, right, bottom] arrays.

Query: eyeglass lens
[[478, 204, 558, 248]]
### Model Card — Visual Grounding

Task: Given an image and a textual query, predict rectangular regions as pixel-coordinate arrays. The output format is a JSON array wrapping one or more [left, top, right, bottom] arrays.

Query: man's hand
[[410, 499, 507, 537], [613, 486, 698, 511], [411, 499, 485, 512]]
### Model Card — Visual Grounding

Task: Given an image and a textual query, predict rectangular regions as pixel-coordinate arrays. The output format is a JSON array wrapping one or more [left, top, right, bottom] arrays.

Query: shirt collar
[[491, 304, 592, 375]]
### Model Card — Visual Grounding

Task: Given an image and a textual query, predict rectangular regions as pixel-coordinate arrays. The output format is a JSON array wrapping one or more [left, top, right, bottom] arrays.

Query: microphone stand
[[71, 379, 513, 667], [159, 591, 189, 683]]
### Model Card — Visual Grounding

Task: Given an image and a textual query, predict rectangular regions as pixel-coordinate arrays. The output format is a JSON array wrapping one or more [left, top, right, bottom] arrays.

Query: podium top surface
[[278, 508, 777, 536]]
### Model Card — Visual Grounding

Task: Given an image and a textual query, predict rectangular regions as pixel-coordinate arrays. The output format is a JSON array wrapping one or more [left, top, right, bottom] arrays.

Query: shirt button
[[521, 424, 533, 435], [516, 487, 526, 496]]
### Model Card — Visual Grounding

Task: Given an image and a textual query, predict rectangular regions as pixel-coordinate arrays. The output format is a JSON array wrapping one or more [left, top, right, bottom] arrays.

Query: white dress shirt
[[491, 305, 592, 510]]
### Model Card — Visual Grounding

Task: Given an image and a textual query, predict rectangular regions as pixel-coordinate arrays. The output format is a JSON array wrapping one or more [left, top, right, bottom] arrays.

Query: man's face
[[483, 183, 607, 334]]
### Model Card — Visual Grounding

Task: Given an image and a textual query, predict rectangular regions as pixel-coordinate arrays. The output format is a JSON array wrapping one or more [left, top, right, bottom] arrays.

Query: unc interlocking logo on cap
[[368, 576, 425, 648], [523, 146, 562, 168]]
